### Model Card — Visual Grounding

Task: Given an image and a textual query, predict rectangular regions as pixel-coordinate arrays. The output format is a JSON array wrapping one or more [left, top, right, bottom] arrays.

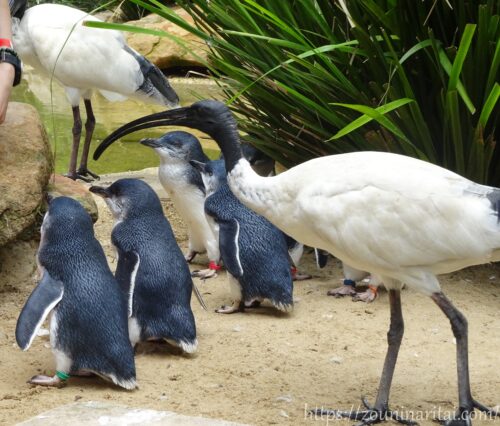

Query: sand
[[0, 171, 499, 425]]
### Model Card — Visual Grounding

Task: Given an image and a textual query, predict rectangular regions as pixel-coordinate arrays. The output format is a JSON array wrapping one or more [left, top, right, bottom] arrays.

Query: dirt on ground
[[0, 171, 499, 425]]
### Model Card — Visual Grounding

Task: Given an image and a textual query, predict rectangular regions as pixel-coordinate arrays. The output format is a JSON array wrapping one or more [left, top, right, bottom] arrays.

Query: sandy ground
[[0, 170, 499, 425]]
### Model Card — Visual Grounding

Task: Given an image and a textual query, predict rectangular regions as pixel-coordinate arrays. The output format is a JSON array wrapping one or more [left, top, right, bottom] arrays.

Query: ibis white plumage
[[11, 3, 179, 180], [94, 100, 500, 425]]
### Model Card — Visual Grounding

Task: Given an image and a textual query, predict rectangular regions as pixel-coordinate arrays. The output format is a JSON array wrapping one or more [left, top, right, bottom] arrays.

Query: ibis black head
[[94, 100, 235, 161]]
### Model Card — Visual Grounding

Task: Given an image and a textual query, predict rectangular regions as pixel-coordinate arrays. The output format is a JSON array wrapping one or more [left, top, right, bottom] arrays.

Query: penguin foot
[[327, 283, 356, 298], [28, 374, 65, 388], [191, 268, 217, 280], [216, 300, 244, 314], [291, 267, 312, 281], [70, 370, 96, 378], [352, 286, 378, 303], [76, 167, 100, 181], [185, 250, 199, 263], [244, 299, 262, 308]]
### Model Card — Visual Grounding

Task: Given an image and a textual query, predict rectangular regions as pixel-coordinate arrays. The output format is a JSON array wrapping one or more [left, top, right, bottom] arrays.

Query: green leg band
[[56, 370, 70, 381]]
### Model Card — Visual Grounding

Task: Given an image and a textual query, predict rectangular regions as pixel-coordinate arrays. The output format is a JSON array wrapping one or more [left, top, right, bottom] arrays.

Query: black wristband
[[0, 48, 22, 87]]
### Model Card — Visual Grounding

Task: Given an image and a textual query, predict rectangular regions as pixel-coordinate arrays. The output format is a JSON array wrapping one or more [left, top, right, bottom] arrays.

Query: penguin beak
[[89, 185, 110, 198], [45, 192, 55, 205], [189, 160, 207, 173], [140, 138, 163, 149], [93, 106, 192, 160]]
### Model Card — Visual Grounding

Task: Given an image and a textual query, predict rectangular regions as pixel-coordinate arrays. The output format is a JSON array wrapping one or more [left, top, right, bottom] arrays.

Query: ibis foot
[[435, 399, 500, 425], [312, 398, 417, 426]]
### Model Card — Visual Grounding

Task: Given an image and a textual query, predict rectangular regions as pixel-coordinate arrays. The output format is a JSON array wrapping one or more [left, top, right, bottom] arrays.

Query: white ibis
[[95, 100, 500, 425], [11, 3, 179, 180]]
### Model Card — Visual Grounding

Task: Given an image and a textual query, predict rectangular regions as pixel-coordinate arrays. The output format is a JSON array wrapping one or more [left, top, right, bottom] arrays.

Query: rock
[[17, 401, 247, 425], [0, 102, 52, 247], [126, 7, 208, 70], [47, 175, 98, 222]]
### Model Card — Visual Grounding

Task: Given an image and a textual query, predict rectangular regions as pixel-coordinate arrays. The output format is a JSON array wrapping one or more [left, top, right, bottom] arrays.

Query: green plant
[[28, 0, 111, 12], [89, 0, 500, 185]]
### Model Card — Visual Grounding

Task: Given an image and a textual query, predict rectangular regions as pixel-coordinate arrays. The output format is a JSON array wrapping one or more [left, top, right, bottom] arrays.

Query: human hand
[[0, 61, 15, 124]]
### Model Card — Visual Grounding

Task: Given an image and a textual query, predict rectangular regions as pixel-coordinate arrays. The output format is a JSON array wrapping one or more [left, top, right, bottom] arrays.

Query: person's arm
[[0, 0, 15, 124]]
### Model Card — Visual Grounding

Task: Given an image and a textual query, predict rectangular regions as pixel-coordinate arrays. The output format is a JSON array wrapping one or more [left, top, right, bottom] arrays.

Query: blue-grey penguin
[[328, 263, 381, 302], [191, 159, 293, 314], [140, 131, 221, 279], [240, 141, 276, 177], [315, 250, 381, 302], [226, 143, 311, 281], [89, 178, 198, 353], [15, 196, 136, 389]]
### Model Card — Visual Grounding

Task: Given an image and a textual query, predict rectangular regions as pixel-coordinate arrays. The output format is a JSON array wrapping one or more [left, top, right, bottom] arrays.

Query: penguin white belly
[[159, 165, 218, 258], [49, 311, 73, 372], [128, 317, 141, 347]]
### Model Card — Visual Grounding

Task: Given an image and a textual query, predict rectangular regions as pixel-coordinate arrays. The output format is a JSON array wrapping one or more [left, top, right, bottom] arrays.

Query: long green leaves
[[104, 0, 499, 184]]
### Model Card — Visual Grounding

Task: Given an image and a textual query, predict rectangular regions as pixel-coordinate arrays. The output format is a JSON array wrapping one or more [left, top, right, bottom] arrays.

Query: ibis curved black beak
[[93, 106, 191, 161], [89, 185, 110, 198]]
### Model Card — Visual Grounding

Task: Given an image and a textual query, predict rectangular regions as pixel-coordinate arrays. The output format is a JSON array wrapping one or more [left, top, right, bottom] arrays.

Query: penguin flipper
[[219, 219, 244, 278], [116, 250, 140, 317], [314, 248, 329, 269], [16, 271, 64, 351]]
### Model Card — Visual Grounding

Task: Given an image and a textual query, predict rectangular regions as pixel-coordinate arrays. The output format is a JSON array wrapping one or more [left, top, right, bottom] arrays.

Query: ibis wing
[[16, 271, 64, 351]]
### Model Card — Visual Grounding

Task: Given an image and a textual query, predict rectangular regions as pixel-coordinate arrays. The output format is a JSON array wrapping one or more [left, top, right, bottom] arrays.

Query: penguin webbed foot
[[216, 300, 244, 314], [352, 286, 378, 303], [191, 268, 217, 280], [327, 282, 356, 298], [70, 370, 96, 378], [185, 250, 199, 263], [244, 299, 262, 308], [292, 269, 312, 281], [28, 374, 66, 388]]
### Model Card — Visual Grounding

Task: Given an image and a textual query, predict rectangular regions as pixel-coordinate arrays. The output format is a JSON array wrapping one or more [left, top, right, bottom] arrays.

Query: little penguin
[[16, 196, 136, 389], [140, 131, 221, 279], [191, 159, 294, 314], [90, 178, 198, 353], [240, 141, 276, 177], [317, 251, 381, 303], [226, 143, 311, 281]]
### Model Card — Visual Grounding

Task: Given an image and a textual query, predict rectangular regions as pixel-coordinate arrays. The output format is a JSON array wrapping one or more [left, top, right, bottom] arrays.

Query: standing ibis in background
[[94, 100, 500, 425], [11, 3, 179, 181]]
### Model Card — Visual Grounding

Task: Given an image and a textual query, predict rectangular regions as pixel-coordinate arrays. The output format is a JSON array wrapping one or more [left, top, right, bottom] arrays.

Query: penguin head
[[140, 131, 207, 164], [90, 178, 163, 220], [41, 196, 94, 245], [189, 159, 227, 196], [241, 142, 276, 177]]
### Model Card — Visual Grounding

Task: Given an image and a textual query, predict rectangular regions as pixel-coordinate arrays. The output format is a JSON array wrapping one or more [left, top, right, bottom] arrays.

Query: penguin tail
[[107, 373, 138, 390], [92, 370, 138, 390], [273, 301, 293, 313], [179, 338, 198, 354], [116, 377, 138, 390]]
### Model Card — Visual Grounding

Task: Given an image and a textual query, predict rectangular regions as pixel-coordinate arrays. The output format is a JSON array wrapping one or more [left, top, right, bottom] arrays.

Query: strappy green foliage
[[89, 0, 500, 185]]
